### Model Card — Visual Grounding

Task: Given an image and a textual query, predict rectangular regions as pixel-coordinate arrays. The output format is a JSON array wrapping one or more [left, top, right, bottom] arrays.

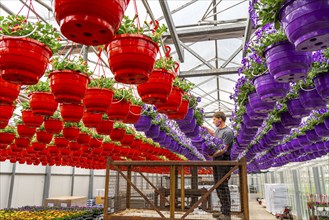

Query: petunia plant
[[88, 76, 115, 90], [49, 57, 93, 76]]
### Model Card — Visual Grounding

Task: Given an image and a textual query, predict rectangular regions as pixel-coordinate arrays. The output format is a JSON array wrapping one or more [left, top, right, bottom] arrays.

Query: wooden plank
[[181, 166, 185, 211], [111, 160, 239, 167], [126, 165, 132, 209], [109, 216, 207, 220], [170, 165, 176, 219], [239, 157, 249, 220]]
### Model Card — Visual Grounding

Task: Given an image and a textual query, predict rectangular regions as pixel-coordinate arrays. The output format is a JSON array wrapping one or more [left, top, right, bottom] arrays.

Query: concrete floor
[[249, 193, 278, 220]]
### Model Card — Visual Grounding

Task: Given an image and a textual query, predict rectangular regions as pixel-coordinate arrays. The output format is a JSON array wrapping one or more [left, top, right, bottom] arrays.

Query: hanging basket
[[167, 99, 189, 120], [137, 69, 174, 104], [54, 137, 69, 148], [155, 87, 183, 114], [17, 124, 36, 138], [253, 73, 290, 102], [21, 110, 44, 128], [110, 127, 126, 141], [0, 37, 52, 85], [0, 76, 21, 105], [82, 112, 103, 128], [44, 118, 63, 134], [36, 131, 53, 144], [0, 104, 15, 122], [83, 88, 114, 113], [77, 132, 91, 146], [107, 99, 130, 121], [49, 70, 90, 104], [54, 0, 129, 45], [60, 103, 84, 122], [0, 132, 15, 145], [264, 41, 312, 82], [96, 119, 114, 135], [29, 92, 58, 117], [279, 0, 329, 51], [107, 34, 159, 84], [63, 126, 80, 141], [123, 105, 142, 124], [313, 71, 329, 101]]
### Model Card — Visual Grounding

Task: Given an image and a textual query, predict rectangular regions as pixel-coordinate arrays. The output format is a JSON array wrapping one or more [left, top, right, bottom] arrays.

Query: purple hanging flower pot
[[254, 73, 290, 103], [153, 130, 166, 143], [286, 98, 310, 118], [246, 102, 268, 120], [236, 135, 250, 147], [266, 129, 283, 142], [315, 141, 325, 151], [159, 136, 172, 147], [297, 134, 312, 146], [248, 92, 275, 113], [262, 135, 277, 147], [243, 113, 263, 129], [299, 88, 327, 111], [134, 115, 152, 132], [313, 72, 329, 101], [305, 129, 322, 143], [314, 123, 329, 137], [178, 117, 197, 133], [279, 0, 329, 51], [240, 123, 258, 136], [264, 41, 312, 82], [289, 138, 303, 150], [280, 111, 301, 129], [185, 125, 200, 138], [145, 124, 160, 139], [272, 121, 291, 136]]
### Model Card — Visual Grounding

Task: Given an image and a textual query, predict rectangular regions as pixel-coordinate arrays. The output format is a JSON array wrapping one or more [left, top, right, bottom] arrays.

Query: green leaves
[[173, 78, 195, 92], [50, 57, 93, 76], [0, 15, 61, 53], [113, 88, 133, 101], [253, 0, 286, 27], [27, 80, 51, 93], [88, 76, 115, 89]]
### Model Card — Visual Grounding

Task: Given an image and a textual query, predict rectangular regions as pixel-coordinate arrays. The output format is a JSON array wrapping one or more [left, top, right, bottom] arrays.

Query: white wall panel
[[49, 176, 72, 198], [0, 175, 11, 209], [73, 176, 89, 197]]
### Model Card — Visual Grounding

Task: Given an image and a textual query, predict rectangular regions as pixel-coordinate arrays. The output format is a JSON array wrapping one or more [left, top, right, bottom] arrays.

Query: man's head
[[212, 111, 226, 127]]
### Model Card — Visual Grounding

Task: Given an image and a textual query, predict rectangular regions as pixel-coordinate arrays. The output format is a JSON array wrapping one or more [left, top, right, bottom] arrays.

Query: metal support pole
[[170, 165, 176, 219], [271, 172, 275, 183], [279, 172, 284, 184], [7, 163, 16, 208], [104, 158, 110, 219], [88, 170, 94, 199], [292, 170, 302, 219], [42, 166, 52, 206], [312, 167, 321, 195], [70, 167, 75, 196], [126, 166, 132, 209]]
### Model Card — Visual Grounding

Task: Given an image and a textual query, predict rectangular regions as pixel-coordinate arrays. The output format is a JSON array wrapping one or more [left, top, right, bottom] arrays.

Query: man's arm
[[203, 126, 215, 136]]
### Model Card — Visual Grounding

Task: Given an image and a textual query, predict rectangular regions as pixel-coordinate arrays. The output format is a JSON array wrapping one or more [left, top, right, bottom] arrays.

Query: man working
[[204, 111, 234, 220]]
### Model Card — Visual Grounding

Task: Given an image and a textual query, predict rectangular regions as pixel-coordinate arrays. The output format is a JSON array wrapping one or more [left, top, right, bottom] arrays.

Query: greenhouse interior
[[0, 0, 328, 219]]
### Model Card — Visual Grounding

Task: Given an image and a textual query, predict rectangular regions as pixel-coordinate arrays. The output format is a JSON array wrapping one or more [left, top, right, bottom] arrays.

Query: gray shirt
[[214, 126, 234, 156]]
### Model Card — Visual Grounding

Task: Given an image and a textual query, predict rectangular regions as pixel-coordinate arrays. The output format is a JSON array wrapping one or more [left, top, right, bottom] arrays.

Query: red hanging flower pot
[[17, 124, 36, 138], [49, 70, 90, 104], [110, 127, 126, 141], [120, 134, 134, 146], [29, 92, 58, 117], [60, 103, 84, 122], [0, 76, 21, 105], [14, 137, 31, 149], [44, 118, 63, 134], [102, 142, 114, 153], [107, 34, 159, 84], [54, 137, 69, 148], [63, 126, 80, 141], [96, 119, 114, 135], [32, 142, 46, 151], [89, 138, 103, 148], [83, 88, 114, 114], [0, 104, 15, 122], [0, 132, 15, 145], [0, 37, 52, 85], [123, 105, 142, 124], [69, 141, 81, 151], [82, 112, 103, 128], [107, 99, 130, 121], [167, 99, 189, 120], [77, 132, 91, 146], [137, 69, 175, 104], [54, 0, 129, 46], [21, 110, 44, 128], [155, 87, 183, 114], [36, 131, 53, 144]]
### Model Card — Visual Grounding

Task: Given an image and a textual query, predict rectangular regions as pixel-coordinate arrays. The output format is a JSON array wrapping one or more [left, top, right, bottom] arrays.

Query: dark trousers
[[213, 155, 231, 216]]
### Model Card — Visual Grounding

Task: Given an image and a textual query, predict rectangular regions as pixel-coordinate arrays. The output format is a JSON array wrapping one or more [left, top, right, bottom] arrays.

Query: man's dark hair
[[213, 111, 226, 122]]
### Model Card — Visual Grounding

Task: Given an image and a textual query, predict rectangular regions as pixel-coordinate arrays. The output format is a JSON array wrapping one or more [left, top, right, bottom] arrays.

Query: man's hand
[[202, 126, 215, 136]]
